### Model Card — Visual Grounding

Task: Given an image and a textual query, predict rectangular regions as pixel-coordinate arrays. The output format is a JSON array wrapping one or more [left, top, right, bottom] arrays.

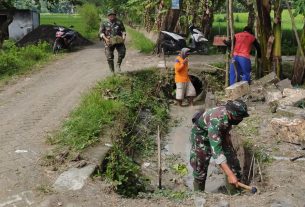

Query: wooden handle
[[237, 182, 252, 190]]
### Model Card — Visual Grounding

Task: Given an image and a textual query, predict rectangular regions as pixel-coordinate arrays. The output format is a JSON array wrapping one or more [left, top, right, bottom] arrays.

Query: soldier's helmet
[[107, 9, 116, 16], [225, 99, 249, 118]]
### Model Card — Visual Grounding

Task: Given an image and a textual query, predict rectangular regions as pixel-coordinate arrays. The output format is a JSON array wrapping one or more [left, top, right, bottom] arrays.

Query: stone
[[263, 87, 282, 104], [270, 117, 305, 145], [277, 106, 305, 118], [253, 72, 279, 87], [53, 164, 96, 192], [218, 200, 230, 207], [275, 79, 293, 92], [225, 81, 250, 100], [279, 88, 305, 107]]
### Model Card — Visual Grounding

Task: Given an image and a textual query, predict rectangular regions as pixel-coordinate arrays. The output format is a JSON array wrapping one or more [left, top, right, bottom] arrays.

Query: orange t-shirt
[[174, 56, 190, 83]]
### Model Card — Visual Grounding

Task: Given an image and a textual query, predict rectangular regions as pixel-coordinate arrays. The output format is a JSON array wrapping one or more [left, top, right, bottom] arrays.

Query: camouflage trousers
[[189, 127, 241, 182], [105, 43, 126, 72]]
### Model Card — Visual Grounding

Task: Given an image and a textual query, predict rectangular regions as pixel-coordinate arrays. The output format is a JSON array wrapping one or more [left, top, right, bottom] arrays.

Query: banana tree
[[273, 0, 282, 78], [291, 0, 305, 85], [255, 0, 272, 77]]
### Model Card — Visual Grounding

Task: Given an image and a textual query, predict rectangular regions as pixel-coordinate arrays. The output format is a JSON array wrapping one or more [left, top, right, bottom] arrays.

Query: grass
[[213, 10, 304, 32], [0, 40, 53, 85], [40, 13, 98, 40], [50, 69, 170, 197], [126, 27, 155, 54]]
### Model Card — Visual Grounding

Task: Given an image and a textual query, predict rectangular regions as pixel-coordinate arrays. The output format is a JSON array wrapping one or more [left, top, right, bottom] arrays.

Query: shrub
[[78, 3, 100, 33]]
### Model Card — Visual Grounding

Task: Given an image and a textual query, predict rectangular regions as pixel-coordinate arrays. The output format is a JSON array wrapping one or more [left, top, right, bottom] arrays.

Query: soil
[[17, 25, 92, 47]]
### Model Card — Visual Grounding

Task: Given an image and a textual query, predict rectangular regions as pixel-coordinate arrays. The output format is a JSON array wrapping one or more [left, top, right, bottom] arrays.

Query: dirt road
[[0, 42, 162, 206]]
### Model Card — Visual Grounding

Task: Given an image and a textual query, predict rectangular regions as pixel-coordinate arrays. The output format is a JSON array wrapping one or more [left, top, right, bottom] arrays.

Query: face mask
[[228, 117, 243, 125]]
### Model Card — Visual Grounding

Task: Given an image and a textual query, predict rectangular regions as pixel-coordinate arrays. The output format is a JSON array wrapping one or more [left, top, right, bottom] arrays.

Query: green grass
[[0, 40, 53, 85], [213, 10, 304, 31], [126, 27, 155, 54], [40, 13, 98, 40]]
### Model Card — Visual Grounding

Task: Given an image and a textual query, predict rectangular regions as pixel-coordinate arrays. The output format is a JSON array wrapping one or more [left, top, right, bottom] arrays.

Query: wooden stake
[[248, 154, 254, 182], [225, 0, 230, 87], [157, 125, 162, 189], [257, 158, 263, 182]]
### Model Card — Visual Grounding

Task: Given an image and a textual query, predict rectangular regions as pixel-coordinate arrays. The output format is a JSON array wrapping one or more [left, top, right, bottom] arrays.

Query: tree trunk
[[256, 0, 272, 77], [155, 1, 183, 54], [247, 2, 255, 28], [273, 0, 282, 79], [201, 0, 214, 38], [292, 22, 305, 85]]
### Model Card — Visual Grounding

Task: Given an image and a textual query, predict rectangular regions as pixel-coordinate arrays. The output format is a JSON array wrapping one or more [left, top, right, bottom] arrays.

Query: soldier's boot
[[117, 58, 123, 73], [193, 179, 206, 192], [108, 60, 115, 74], [116, 63, 121, 73]]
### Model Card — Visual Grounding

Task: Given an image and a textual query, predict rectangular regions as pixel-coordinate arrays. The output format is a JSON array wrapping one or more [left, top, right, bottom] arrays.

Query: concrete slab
[[225, 81, 249, 100], [53, 164, 96, 192]]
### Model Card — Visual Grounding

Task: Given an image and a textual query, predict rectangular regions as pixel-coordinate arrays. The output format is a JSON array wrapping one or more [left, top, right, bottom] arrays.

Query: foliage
[[0, 40, 52, 79], [126, 27, 155, 54], [172, 163, 188, 176], [78, 3, 100, 33]]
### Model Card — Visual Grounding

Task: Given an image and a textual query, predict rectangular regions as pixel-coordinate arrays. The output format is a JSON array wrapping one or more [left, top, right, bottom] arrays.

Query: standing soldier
[[190, 100, 248, 191], [99, 9, 126, 74]]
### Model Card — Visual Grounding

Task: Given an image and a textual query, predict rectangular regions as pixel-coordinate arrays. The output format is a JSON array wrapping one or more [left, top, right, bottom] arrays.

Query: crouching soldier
[[99, 9, 126, 74], [190, 100, 248, 191]]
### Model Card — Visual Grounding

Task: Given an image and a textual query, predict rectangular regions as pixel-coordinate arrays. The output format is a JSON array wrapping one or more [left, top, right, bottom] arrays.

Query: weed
[[126, 27, 155, 54], [0, 40, 52, 81], [36, 184, 54, 194]]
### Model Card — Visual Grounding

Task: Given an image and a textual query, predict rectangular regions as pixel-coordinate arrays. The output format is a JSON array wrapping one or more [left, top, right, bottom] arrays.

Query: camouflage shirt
[[193, 106, 231, 164], [100, 19, 126, 38]]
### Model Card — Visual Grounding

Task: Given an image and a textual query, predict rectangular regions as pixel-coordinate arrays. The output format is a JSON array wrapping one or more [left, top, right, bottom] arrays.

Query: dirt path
[[0, 42, 163, 206]]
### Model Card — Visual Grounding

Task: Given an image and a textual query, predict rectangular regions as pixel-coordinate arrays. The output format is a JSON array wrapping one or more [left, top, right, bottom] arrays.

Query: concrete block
[[270, 117, 305, 145], [253, 72, 279, 87], [276, 79, 293, 92], [225, 81, 250, 100], [53, 164, 96, 192], [279, 88, 305, 107]]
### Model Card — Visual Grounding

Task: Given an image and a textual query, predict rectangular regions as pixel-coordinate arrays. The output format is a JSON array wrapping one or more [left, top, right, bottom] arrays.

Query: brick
[[225, 81, 250, 100], [270, 117, 305, 145]]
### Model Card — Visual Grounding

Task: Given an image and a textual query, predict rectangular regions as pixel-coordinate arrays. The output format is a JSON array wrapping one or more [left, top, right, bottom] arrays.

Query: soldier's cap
[[225, 99, 249, 118], [107, 9, 116, 16]]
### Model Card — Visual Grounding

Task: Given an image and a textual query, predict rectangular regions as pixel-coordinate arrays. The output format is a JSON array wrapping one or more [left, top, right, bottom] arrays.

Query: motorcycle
[[160, 25, 209, 55], [189, 25, 209, 55], [53, 26, 77, 54]]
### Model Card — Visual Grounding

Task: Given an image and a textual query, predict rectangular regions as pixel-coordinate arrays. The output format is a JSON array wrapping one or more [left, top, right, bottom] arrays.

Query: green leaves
[[294, 0, 305, 16]]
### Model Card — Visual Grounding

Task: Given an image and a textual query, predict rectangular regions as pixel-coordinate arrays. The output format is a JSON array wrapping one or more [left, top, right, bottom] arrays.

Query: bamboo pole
[[225, 0, 230, 87], [157, 125, 162, 189], [228, 0, 237, 83]]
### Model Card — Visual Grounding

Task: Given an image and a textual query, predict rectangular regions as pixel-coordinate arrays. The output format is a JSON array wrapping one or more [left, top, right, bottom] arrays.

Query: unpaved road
[[0, 42, 162, 206]]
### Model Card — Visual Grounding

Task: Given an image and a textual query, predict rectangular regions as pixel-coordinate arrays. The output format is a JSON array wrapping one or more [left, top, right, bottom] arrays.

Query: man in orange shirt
[[174, 48, 196, 106]]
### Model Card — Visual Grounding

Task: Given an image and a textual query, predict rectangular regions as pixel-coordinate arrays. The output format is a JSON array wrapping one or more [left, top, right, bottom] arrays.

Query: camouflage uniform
[[190, 106, 241, 190], [100, 19, 126, 72]]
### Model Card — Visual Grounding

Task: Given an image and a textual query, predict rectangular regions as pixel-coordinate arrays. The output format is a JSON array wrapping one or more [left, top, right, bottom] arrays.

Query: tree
[[290, 0, 305, 85], [255, 0, 272, 77]]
